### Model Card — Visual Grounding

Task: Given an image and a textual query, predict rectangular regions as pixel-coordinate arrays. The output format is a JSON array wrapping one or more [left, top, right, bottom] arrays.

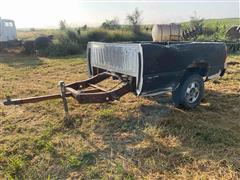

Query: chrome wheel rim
[[185, 81, 200, 103]]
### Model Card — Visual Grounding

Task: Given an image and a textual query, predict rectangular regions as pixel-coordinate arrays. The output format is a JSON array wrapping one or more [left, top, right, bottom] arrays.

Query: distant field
[[181, 18, 240, 29], [17, 29, 60, 40], [202, 18, 240, 28], [0, 49, 240, 179], [17, 18, 240, 40], [16, 17, 240, 55]]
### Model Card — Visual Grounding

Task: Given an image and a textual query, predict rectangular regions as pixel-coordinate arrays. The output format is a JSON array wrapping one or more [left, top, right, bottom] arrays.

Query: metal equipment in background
[[182, 25, 240, 52], [0, 18, 19, 49], [225, 25, 240, 52], [0, 18, 53, 52], [152, 24, 182, 42]]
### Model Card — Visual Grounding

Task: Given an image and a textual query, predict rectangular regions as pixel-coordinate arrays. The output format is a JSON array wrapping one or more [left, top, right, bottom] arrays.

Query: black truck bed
[[87, 41, 227, 96]]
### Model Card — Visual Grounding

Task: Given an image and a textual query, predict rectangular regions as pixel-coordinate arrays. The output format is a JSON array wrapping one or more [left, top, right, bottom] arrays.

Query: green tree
[[82, 24, 87, 31], [190, 11, 204, 34], [101, 17, 120, 30], [126, 8, 142, 34], [59, 20, 67, 30]]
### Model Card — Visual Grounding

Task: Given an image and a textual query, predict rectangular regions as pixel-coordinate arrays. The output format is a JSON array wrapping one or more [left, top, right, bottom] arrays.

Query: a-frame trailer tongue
[[3, 72, 131, 121]]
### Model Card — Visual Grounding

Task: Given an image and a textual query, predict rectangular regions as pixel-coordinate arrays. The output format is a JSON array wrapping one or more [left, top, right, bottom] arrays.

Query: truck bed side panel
[[140, 42, 226, 95]]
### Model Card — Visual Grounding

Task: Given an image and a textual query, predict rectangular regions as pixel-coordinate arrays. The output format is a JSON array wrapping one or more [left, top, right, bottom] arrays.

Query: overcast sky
[[0, 0, 239, 28]]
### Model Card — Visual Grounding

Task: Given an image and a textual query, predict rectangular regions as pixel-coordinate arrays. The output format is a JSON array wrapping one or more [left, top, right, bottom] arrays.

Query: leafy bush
[[87, 29, 109, 42], [66, 29, 80, 41], [38, 27, 152, 57], [23, 40, 35, 54], [34, 36, 52, 50], [87, 29, 151, 42], [38, 29, 84, 56], [202, 26, 215, 36], [37, 25, 154, 57]]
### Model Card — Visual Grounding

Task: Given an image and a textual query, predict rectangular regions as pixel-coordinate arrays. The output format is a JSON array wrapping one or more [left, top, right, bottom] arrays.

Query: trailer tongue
[[3, 72, 131, 122]]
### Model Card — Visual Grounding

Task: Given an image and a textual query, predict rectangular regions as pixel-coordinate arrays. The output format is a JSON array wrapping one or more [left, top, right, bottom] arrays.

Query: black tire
[[172, 74, 204, 109]]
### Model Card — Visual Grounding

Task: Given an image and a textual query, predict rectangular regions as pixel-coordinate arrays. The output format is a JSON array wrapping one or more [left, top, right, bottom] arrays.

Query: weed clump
[[66, 152, 96, 169], [5, 155, 25, 178], [98, 108, 115, 120]]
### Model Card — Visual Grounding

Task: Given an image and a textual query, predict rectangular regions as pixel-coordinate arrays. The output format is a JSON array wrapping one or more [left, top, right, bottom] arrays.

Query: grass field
[[0, 48, 240, 179], [181, 18, 240, 29]]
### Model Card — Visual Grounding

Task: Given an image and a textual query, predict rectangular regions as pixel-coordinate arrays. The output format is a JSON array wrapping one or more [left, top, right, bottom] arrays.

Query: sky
[[0, 0, 239, 28]]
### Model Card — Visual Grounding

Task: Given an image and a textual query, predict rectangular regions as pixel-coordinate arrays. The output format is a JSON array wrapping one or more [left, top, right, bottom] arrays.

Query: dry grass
[[0, 50, 240, 179], [17, 29, 59, 40]]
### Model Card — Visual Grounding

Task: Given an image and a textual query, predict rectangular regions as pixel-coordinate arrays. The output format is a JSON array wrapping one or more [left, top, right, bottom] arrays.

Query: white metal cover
[[0, 19, 17, 42], [88, 42, 141, 77]]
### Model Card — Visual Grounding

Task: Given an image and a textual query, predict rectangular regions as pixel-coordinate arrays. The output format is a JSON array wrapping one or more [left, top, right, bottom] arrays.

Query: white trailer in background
[[0, 18, 52, 52], [0, 18, 17, 41], [0, 18, 17, 49]]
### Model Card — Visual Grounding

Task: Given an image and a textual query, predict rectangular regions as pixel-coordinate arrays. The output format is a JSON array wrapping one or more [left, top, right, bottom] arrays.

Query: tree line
[[59, 8, 143, 35]]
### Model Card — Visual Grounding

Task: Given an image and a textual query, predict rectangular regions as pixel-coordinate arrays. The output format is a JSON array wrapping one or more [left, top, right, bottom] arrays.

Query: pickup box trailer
[[3, 41, 227, 121], [86, 41, 227, 109], [87, 41, 226, 96]]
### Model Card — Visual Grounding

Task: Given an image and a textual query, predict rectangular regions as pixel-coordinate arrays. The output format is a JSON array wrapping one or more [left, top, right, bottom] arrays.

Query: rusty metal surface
[[74, 83, 130, 103], [67, 72, 111, 89], [3, 93, 72, 105], [3, 72, 131, 106]]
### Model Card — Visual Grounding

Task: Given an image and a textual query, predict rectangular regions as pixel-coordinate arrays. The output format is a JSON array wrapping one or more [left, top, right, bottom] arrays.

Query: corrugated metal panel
[[88, 42, 141, 77]]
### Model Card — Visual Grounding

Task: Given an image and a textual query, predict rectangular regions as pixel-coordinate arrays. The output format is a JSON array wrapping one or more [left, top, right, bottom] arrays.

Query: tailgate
[[87, 42, 142, 78]]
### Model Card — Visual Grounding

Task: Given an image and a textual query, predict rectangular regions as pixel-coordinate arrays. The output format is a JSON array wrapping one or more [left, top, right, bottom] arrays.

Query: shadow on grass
[[3, 89, 239, 178], [0, 53, 43, 68], [45, 54, 86, 60], [87, 89, 240, 177]]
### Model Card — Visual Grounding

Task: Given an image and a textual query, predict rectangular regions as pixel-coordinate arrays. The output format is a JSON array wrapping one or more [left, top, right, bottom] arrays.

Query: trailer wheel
[[172, 74, 204, 109]]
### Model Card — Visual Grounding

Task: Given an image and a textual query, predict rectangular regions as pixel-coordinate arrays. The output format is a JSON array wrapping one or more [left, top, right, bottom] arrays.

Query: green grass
[[0, 50, 240, 179], [181, 18, 240, 29], [181, 18, 240, 41], [98, 108, 114, 119], [202, 18, 240, 29]]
